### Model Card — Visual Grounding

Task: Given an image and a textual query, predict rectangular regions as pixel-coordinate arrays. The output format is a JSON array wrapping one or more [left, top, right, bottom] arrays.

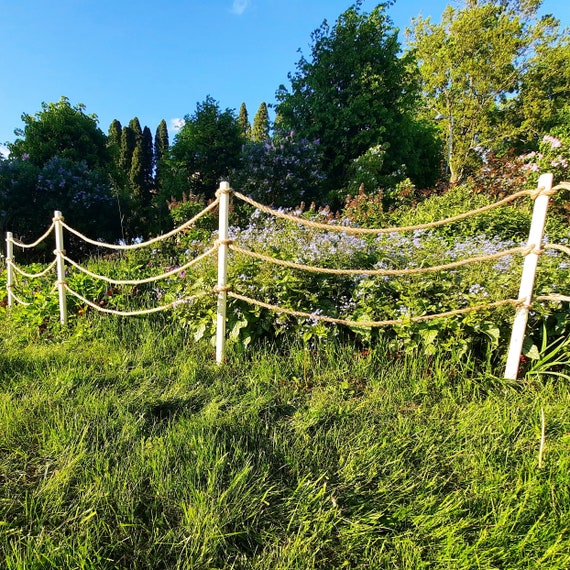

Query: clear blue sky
[[1, 0, 568, 156]]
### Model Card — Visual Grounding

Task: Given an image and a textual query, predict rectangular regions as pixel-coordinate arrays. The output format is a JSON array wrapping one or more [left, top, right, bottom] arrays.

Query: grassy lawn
[[1, 313, 569, 569]]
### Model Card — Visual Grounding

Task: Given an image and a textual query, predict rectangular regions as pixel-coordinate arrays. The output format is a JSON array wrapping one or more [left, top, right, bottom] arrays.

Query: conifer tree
[[129, 144, 145, 198], [108, 119, 122, 151], [252, 102, 270, 142], [128, 117, 143, 146], [141, 126, 154, 191], [238, 102, 252, 139], [119, 125, 136, 173], [154, 119, 169, 188]]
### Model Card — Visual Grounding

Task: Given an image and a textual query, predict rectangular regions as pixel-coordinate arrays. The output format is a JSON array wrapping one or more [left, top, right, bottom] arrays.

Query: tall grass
[[1, 313, 569, 568]]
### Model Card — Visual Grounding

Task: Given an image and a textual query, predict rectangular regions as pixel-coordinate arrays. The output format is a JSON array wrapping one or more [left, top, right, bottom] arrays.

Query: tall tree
[[141, 126, 154, 190], [154, 119, 169, 189], [238, 102, 252, 139], [2, 98, 119, 243], [275, 2, 427, 193], [119, 125, 136, 173], [167, 96, 244, 199], [252, 102, 270, 142], [128, 117, 143, 146], [108, 119, 122, 151], [407, 0, 566, 183], [8, 96, 110, 169]]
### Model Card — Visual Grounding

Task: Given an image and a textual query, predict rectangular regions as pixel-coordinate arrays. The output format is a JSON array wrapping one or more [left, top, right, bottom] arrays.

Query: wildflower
[[468, 283, 488, 296], [543, 134, 562, 149]]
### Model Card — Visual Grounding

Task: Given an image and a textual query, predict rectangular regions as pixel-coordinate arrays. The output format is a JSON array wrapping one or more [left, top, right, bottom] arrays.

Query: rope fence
[[3, 175, 569, 378]]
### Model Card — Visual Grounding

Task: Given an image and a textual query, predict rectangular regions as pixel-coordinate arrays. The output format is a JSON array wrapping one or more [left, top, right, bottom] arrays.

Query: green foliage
[[407, 0, 568, 182], [251, 102, 270, 142], [166, 96, 244, 201], [390, 183, 534, 242], [154, 119, 169, 182], [118, 124, 135, 175], [238, 102, 252, 139], [8, 96, 110, 170], [276, 2, 438, 193]]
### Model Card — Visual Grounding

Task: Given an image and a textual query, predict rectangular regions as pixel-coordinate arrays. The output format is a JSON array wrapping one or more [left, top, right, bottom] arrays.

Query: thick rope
[[7, 290, 32, 307], [65, 286, 212, 316], [60, 198, 219, 251], [545, 243, 570, 257], [62, 246, 217, 286], [8, 259, 58, 279], [535, 294, 570, 304], [233, 189, 535, 235], [9, 223, 55, 249], [552, 182, 570, 193], [229, 244, 533, 276], [228, 291, 518, 328]]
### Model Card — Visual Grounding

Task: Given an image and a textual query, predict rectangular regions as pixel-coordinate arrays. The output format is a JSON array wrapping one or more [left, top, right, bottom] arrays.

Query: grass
[[1, 313, 570, 569]]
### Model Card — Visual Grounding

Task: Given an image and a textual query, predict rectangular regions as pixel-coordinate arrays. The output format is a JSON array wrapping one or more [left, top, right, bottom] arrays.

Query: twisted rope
[[233, 189, 535, 235], [8, 223, 55, 249], [62, 246, 217, 286], [65, 286, 212, 316], [228, 291, 518, 328], [552, 182, 570, 193], [535, 294, 570, 304], [545, 243, 570, 256], [8, 259, 58, 279], [229, 244, 533, 276], [7, 290, 32, 307], [60, 198, 219, 250]]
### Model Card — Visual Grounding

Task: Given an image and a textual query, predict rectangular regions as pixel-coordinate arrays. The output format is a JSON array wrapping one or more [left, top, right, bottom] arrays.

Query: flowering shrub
[[231, 131, 325, 207]]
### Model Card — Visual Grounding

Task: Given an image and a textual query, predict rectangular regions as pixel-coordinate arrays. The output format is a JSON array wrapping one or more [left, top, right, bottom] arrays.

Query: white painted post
[[504, 173, 554, 379], [216, 182, 231, 364], [53, 210, 68, 326], [6, 232, 14, 307]]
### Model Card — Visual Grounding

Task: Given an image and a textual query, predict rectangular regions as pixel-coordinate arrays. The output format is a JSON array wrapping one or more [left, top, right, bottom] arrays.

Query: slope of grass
[[1, 313, 569, 569]]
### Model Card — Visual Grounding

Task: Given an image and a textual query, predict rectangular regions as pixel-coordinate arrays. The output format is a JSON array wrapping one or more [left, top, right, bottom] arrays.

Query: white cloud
[[230, 0, 250, 15], [0, 144, 9, 159], [170, 118, 185, 132]]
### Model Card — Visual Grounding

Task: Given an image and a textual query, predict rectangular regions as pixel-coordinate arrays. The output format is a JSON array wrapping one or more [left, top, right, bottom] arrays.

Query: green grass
[[1, 313, 569, 569]]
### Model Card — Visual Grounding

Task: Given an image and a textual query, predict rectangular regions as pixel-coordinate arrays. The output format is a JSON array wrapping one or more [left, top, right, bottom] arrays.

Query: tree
[[2, 98, 120, 245], [119, 125, 136, 173], [154, 119, 169, 189], [275, 2, 431, 194], [407, 0, 567, 183], [167, 96, 244, 200], [513, 36, 570, 146], [108, 119, 122, 152], [128, 117, 143, 146], [252, 102, 270, 142], [8, 96, 110, 169], [141, 126, 154, 190], [238, 102, 252, 139]]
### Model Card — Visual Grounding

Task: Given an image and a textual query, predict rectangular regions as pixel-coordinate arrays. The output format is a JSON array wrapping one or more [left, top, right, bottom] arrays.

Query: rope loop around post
[[215, 184, 233, 199], [215, 238, 234, 247], [530, 185, 557, 200]]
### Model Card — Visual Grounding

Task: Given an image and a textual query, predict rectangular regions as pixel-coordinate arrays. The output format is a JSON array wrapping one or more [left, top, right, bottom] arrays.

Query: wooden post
[[6, 232, 14, 307], [216, 182, 231, 364], [53, 211, 68, 326], [504, 173, 554, 379]]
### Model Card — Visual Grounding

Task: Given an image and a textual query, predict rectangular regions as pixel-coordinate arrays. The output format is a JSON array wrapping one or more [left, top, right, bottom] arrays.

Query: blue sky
[[1, 0, 569, 157]]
